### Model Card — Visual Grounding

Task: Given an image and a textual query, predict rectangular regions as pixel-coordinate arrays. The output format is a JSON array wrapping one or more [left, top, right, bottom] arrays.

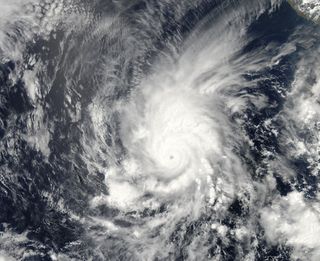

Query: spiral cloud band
[[1, 0, 320, 260]]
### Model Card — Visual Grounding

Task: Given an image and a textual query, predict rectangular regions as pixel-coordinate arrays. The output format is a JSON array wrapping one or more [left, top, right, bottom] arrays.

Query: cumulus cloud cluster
[[261, 192, 320, 261]]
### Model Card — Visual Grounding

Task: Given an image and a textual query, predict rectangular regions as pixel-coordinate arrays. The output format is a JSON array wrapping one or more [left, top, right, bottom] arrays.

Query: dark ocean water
[[0, 0, 320, 260]]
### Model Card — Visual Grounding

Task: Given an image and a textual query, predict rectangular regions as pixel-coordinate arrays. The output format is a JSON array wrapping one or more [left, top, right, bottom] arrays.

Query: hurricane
[[0, 0, 320, 260]]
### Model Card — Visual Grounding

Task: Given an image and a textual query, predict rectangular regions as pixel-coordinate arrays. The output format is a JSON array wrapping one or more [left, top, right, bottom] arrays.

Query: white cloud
[[261, 191, 320, 261], [0, 252, 15, 261]]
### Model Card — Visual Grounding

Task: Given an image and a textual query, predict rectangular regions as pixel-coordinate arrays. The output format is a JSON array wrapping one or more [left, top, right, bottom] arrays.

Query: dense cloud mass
[[0, 0, 319, 260], [289, 0, 320, 23]]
